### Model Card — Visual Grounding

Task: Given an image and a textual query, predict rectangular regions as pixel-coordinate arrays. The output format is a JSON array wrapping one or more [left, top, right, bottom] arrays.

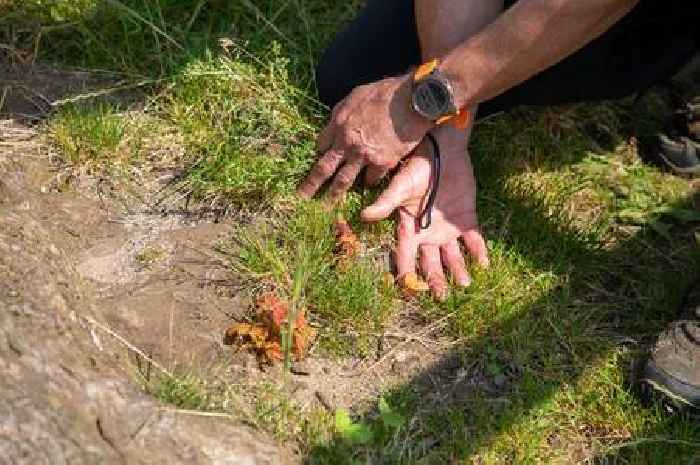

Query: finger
[[364, 165, 388, 186], [462, 229, 489, 267], [327, 157, 365, 199], [297, 148, 344, 199], [441, 241, 471, 287], [360, 165, 413, 222], [316, 123, 334, 154], [420, 244, 448, 301], [395, 208, 418, 279]]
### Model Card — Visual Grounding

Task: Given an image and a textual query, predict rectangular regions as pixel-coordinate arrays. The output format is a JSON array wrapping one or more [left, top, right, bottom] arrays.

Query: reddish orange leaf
[[224, 292, 315, 364], [398, 272, 429, 296], [264, 341, 283, 362], [257, 292, 289, 333], [223, 323, 271, 348], [292, 326, 317, 358], [334, 217, 360, 262]]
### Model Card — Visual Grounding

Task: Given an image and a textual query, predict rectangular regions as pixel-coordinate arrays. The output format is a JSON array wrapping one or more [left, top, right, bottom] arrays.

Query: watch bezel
[[412, 72, 457, 121]]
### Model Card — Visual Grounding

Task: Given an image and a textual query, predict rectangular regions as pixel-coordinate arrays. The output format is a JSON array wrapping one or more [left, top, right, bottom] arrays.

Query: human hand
[[298, 74, 431, 200], [361, 140, 488, 300]]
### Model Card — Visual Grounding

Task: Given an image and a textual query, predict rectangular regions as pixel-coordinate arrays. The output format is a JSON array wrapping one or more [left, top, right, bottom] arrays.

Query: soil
[[0, 68, 296, 464], [0, 65, 473, 464]]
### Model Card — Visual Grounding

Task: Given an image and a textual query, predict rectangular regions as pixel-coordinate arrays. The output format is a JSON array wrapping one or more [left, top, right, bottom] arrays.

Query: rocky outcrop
[[0, 121, 297, 465]]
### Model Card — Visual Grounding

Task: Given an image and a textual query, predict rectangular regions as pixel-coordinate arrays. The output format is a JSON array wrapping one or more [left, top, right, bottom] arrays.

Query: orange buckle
[[436, 107, 470, 130]]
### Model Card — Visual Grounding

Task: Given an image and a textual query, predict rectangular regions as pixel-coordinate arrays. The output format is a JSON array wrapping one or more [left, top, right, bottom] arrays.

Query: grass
[[229, 199, 397, 355], [148, 372, 211, 410], [3, 0, 700, 463], [135, 245, 167, 265]]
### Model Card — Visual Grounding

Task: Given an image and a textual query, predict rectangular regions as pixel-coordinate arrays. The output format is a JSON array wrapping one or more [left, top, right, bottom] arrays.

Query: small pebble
[[315, 391, 334, 411], [291, 361, 312, 376]]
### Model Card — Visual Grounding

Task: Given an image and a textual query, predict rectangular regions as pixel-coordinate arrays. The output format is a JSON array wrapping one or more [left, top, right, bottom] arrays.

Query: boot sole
[[640, 359, 700, 417]]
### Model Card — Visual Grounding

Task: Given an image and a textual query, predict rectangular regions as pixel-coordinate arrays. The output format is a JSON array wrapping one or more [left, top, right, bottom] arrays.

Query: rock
[[0, 126, 297, 465]]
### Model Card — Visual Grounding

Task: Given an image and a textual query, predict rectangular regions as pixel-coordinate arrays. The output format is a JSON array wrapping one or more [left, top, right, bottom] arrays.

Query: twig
[[314, 391, 333, 411], [383, 331, 439, 353], [240, 0, 300, 52], [603, 437, 700, 452], [164, 408, 233, 419], [51, 79, 161, 107], [78, 313, 173, 378], [105, 0, 183, 50], [0, 86, 8, 113]]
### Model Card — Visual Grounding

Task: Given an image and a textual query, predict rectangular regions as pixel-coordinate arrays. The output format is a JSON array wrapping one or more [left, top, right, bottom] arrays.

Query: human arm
[[298, 0, 638, 202], [440, 0, 639, 109], [360, 0, 500, 299]]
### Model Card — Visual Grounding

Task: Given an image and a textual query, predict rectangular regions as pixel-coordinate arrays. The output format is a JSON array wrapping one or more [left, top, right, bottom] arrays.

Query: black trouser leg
[[316, 0, 700, 118]]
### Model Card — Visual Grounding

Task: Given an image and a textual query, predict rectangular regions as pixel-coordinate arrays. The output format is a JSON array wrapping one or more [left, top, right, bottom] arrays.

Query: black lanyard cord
[[419, 132, 441, 229]]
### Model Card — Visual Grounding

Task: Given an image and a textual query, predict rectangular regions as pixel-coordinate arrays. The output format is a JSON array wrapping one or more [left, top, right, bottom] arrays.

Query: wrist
[[397, 72, 434, 136], [440, 52, 481, 110]]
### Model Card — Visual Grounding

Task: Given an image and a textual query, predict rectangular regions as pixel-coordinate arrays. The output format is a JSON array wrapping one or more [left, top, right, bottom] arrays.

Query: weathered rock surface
[[0, 121, 297, 465]]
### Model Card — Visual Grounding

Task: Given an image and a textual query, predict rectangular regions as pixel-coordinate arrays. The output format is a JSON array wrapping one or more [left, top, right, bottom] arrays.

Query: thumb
[[361, 171, 412, 222]]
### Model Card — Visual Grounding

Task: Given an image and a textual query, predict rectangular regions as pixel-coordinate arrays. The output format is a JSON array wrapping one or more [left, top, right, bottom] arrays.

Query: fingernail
[[360, 206, 381, 222], [457, 275, 472, 287]]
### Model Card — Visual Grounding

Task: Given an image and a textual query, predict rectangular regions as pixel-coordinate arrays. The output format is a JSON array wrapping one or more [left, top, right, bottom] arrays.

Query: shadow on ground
[[305, 182, 700, 463]]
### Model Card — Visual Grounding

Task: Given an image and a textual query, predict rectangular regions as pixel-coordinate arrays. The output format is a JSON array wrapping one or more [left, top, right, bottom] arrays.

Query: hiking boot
[[656, 96, 700, 175], [656, 135, 700, 175], [640, 283, 700, 416]]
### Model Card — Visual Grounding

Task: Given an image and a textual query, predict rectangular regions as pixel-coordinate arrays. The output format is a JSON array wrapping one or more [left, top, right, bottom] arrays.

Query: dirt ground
[[0, 65, 468, 463], [0, 67, 297, 465]]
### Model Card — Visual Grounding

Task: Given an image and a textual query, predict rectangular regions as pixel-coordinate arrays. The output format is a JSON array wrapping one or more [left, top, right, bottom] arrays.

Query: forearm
[[415, 0, 503, 146], [441, 0, 639, 109], [415, 0, 503, 61]]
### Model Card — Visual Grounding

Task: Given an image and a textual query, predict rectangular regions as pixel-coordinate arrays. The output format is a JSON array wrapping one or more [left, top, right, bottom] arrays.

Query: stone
[[0, 124, 297, 465]]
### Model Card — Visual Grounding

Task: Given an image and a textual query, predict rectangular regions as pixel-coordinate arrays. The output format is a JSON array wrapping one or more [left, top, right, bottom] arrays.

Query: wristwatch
[[411, 59, 469, 128]]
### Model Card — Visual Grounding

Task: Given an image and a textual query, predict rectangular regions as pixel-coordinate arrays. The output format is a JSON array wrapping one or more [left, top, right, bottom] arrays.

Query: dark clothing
[[316, 0, 700, 118]]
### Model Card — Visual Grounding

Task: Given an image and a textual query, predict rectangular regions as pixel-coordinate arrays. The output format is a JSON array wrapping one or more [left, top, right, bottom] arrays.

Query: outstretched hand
[[361, 139, 488, 300], [297, 74, 431, 200]]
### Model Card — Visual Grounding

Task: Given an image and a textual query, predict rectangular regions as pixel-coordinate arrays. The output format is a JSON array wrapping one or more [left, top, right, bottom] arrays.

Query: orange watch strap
[[414, 58, 440, 82]]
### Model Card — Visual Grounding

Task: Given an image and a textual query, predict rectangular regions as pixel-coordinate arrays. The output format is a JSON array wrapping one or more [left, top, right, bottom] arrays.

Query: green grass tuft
[[166, 51, 318, 203], [49, 103, 128, 167], [148, 373, 210, 411], [231, 200, 397, 355]]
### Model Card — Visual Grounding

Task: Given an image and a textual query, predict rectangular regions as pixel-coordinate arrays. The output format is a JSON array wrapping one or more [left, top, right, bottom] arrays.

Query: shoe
[[656, 134, 700, 175], [639, 283, 700, 416], [656, 96, 700, 175]]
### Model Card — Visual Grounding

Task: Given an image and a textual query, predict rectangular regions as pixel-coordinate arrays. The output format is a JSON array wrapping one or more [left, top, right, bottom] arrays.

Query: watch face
[[412, 79, 451, 120]]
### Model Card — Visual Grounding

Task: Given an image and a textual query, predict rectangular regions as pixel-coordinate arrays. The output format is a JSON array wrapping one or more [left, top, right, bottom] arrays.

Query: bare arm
[[441, 0, 640, 108], [415, 0, 503, 60], [298, 0, 639, 204], [361, 1, 502, 298]]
